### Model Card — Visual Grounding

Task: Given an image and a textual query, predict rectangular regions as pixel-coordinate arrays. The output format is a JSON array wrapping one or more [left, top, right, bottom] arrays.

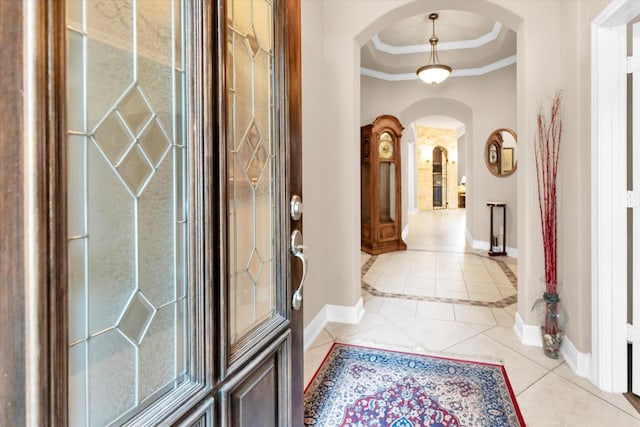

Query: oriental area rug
[[304, 343, 525, 427]]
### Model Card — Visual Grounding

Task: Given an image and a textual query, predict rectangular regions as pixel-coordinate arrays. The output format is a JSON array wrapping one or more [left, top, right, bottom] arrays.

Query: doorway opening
[[432, 146, 448, 210], [407, 119, 465, 251], [591, 0, 640, 393]]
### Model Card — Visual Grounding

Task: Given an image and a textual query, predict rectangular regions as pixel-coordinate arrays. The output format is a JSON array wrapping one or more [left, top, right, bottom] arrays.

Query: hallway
[[364, 211, 516, 305], [304, 210, 640, 425]]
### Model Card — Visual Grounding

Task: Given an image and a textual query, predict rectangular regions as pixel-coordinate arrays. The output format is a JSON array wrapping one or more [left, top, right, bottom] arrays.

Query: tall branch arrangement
[[534, 91, 563, 295]]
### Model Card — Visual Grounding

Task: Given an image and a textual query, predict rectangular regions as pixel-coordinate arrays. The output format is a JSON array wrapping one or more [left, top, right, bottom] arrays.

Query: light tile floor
[[304, 210, 640, 426]]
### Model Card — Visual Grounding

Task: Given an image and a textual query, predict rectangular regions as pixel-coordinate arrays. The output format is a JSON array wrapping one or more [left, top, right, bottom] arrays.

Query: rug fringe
[[334, 339, 504, 365]]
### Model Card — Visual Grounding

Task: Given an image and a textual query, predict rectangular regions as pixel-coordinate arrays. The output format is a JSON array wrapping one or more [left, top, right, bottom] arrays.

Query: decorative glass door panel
[[378, 162, 395, 223], [227, 0, 280, 347], [66, 1, 190, 425]]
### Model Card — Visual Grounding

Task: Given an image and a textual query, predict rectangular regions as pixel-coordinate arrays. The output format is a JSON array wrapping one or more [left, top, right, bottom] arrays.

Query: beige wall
[[301, 0, 329, 326], [301, 0, 610, 354]]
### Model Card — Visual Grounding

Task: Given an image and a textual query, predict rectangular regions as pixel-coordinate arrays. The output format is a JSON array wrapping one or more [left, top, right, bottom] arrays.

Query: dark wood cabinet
[[361, 115, 407, 254]]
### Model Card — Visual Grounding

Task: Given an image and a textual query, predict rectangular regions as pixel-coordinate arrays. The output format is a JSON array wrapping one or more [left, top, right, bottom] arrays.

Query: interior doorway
[[432, 147, 448, 209], [405, 119, 467, 251], [591, 0, 640, 394]]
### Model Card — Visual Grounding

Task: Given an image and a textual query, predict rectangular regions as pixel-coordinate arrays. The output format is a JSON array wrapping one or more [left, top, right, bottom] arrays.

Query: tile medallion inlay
[[361, 250, 517, 308]]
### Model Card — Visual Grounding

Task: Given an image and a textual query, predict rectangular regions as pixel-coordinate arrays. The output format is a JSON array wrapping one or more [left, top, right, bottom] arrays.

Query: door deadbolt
[[290, 195, 303, 220]]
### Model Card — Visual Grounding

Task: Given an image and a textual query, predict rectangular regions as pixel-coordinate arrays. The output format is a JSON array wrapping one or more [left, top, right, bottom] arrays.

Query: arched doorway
[[432, 146, 448, 209]]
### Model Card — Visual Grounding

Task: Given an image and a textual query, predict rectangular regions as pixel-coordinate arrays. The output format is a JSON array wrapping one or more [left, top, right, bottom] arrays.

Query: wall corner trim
[[326, 298, 365, 325], [514, 312, 542, 347], [515, 313, 592, 379], [561, 335, 592, 379], [303, 298, 365, 352]]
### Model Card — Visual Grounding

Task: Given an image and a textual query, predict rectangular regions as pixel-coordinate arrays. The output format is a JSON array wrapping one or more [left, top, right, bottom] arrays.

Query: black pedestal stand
[[487, 201, 507, 256]]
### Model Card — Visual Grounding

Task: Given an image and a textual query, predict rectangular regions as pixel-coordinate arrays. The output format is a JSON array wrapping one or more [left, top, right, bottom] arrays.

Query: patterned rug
[[304, 343, 525, 426]]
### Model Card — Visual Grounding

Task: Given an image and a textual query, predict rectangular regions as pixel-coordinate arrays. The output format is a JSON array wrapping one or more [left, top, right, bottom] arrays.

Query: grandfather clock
[[361, 115, 407, 254]]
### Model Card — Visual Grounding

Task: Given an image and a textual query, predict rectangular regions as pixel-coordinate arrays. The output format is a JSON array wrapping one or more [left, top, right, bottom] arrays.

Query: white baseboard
[[326, 298, 365, 324], [514, 312, 591, 379], [466, 229, 517, 258], [472, 239, 490, 252], [303, 306, 329, 353], [514, 312, 542, 347], [402, 225, 409, 241], [465, 228, 475, 248], [561, 335, 592, 378], [303, 298, 365, 352]]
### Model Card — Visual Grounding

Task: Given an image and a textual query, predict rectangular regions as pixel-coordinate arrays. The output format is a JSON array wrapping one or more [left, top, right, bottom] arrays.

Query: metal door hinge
[[628, 323, 640, 343], [628, 56, 640, 74], [628, 190, 640, 208]]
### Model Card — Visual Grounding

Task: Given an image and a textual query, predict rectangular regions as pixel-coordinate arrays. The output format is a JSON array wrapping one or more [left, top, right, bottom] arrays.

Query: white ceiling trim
[[361, 54, 516, 82], [372, 22, 502, 55]]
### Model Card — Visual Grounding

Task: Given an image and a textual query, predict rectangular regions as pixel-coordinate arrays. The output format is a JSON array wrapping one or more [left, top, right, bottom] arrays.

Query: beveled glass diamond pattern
[[118, 291, 156, 345], [117, 145, 154, 196], [237, 121, 261, 167], [253, 149, 270, 189], [118, 86, 152, 137], [68, 1, 190, 425], [245, 26, 260, 59], [237, 121, 268, 187], [93, 111, 134, 165], [229, 0, 277, 347], [247, 249, 263, 283], [139, 119, 170, 167]]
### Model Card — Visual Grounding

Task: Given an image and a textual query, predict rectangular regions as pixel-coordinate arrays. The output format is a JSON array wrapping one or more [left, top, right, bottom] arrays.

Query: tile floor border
[[362, 250, 518, 308]]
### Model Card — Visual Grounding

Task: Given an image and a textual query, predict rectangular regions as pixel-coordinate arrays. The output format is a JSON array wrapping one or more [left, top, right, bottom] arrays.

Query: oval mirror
[[484, 128, 517, 177]]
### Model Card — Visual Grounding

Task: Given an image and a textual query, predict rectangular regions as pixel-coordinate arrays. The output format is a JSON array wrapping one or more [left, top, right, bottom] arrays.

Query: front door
[[60, 0, 302, 425]]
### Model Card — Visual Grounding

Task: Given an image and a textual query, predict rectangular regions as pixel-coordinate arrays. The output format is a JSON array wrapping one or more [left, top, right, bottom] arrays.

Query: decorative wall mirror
[[484, 128, 517, 177]]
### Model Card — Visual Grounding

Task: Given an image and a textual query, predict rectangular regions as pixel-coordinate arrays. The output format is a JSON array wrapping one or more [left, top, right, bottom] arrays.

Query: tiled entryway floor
[[304, 210, 640, 426], [362, 250, 517, 305]]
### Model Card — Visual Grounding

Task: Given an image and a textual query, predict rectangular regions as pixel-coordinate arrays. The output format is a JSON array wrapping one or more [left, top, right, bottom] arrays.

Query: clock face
[[379, 140, 393, 159], [489, 144, 498, 164]]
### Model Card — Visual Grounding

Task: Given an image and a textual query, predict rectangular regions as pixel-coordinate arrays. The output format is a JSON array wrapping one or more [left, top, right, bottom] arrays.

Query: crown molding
[[372, 22, 502, 55], [360, 54, 516, 82]]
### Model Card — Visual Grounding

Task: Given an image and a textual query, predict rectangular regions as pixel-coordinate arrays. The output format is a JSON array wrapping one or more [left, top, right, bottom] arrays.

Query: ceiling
[[361, 10, 516, 81]]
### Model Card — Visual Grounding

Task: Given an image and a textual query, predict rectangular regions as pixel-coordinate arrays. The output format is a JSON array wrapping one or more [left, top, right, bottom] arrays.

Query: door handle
[[290, 229, 307, 310]]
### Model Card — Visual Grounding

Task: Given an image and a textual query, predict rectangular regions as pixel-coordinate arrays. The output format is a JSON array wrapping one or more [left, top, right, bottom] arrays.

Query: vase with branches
[[532, 90, 567, 359]]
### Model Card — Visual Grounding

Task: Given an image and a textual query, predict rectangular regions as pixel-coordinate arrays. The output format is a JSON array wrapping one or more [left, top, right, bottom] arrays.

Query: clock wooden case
[[361, 115, 407, 254]]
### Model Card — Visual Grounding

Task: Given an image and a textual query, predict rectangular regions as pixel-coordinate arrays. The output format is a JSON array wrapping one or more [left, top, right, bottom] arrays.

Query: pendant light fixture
[[416, 13, 452, 86]]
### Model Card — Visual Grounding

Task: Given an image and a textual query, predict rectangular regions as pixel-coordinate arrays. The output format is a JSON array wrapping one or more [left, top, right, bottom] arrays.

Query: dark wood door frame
[[0, 1, 27, 424], [285, 0, 304, 423], [0, 1, 67, 425]]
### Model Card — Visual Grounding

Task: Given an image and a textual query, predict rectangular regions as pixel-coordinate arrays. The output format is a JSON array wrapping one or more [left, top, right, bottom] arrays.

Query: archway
[[353, 0, 523, 339], [300, 0, 525, 357], [396, 98, 474, 241]]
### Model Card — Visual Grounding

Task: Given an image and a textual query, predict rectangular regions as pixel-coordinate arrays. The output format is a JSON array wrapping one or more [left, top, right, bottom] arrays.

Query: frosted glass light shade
[[416, 64, 452, 86]]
